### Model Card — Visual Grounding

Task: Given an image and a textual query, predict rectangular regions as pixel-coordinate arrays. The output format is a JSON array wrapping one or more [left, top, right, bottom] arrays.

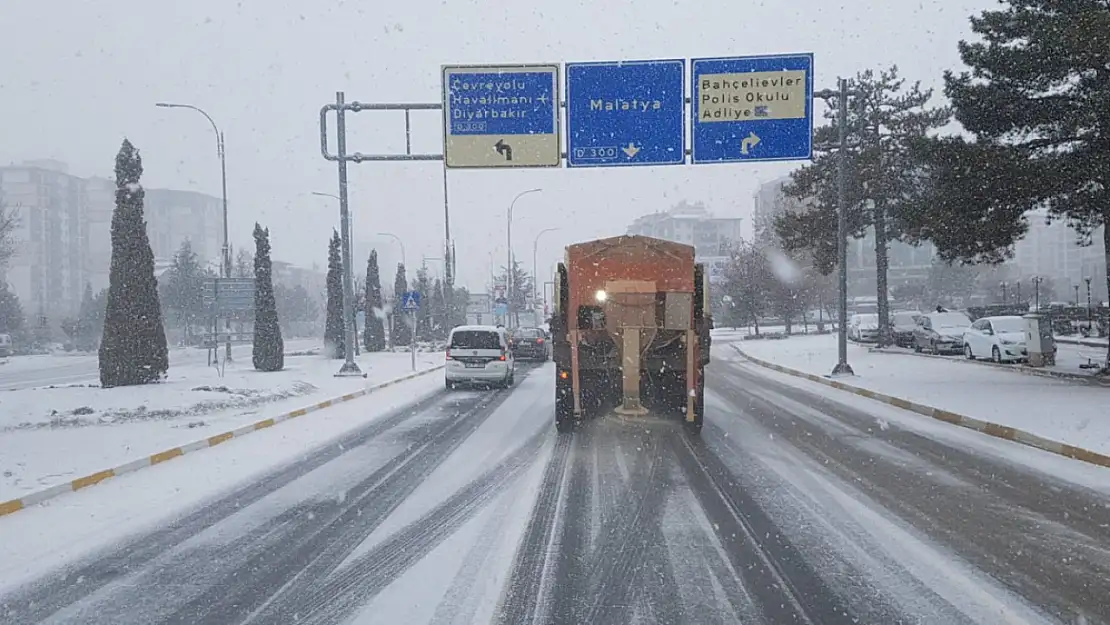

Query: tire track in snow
[[672, 432, 858, 625], [0, 388, 457, 625], [716, 360, 1110, 623], [492, 434, 572, 625], [165, 377, 525, 625], [262, 424, 552, 625]]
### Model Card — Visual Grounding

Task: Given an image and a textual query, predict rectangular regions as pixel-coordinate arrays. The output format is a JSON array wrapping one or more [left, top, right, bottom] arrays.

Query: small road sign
[[402, 290, 422, 311], [565, 59, 685, 168], [691, 53, 814, 164], [203, 277, 256, 312], [442, 64, 561, 169]]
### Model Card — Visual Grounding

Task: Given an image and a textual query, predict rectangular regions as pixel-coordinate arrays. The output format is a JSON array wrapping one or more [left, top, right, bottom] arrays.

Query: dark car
[[891, 311, 922, 347], [510, 327, 548, 361]]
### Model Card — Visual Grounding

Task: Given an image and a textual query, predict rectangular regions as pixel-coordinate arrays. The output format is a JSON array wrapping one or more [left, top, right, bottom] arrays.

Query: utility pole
[[815, 78, 860, 376], [533, 227, 559, 323], [319, 92, 363, 377], [156, 101, 233, 362], [507, 188, 542, 328]]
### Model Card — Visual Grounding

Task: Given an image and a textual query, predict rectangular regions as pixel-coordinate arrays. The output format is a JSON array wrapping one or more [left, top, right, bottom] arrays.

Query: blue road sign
[[691, 53, 814, 164], [442, 64, 561, 168], [565, 60, 685, 168], [494, 303, 508, 317], [402, 290, 422, 311]]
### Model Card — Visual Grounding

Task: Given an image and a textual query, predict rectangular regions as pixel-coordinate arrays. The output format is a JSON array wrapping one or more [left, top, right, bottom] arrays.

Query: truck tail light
[[445, 349, 451, 360]]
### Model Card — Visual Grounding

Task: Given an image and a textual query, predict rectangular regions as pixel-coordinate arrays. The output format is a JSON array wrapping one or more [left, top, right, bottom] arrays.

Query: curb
[[730, 345, 1110, 471], [1055, 336, 1108, 349], [0, 365, 445, 518], [866, 344, 1110, 387]]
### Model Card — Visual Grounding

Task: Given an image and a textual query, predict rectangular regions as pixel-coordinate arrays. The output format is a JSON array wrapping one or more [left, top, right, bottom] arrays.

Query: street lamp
[[533, 227, 559, 316], [378, 232, 406, 268], [156, 102, 230, 278], [313, 190, 355, 282], [1074, 284, 1081, 307], [1001, 281, 1008, 305], [507, 188, 542, 328], [1031, 276, 1042, 311], [1085, 277, 1093, 335], [813, 78, 862, 376]]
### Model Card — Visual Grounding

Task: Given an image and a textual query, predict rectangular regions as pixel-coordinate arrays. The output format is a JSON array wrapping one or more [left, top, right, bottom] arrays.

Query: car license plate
[[465, 362, 484, 368]]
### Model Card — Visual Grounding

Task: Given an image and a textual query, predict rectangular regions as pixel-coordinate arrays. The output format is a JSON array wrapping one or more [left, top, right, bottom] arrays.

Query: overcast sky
[[1, 0, 993, 290]]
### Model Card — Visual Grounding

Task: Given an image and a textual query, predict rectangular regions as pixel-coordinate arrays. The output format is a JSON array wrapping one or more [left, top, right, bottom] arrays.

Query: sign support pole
[[410, 308, 417, 372]]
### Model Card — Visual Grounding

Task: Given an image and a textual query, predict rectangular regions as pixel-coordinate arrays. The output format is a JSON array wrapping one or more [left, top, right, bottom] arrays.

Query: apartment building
[[1013, 210, 1106, 300], [0, 161, 222, 318]]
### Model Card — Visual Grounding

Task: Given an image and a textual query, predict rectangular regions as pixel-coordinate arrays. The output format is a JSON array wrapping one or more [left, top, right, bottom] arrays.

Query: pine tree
[[0, 282, 25, 340], [411, 263, 433, 340], [392, 263, 412, 346], [430, 278, 446, 339], [252, 223, 284, 371], [775, 66, 950, 344], [363, 250, 386, 351], [496, 258, 533, 326], [98, 139, 169, 387], [160, 240, 206, 344], [324, 230, 345, 359]]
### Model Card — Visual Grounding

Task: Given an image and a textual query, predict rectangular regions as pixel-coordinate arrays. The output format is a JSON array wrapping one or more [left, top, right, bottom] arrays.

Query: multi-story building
[[0, 161, 223, 320], [626, 201, 742, 288], [627, 201, 742, 255], [1013, 209, 1106, 301]]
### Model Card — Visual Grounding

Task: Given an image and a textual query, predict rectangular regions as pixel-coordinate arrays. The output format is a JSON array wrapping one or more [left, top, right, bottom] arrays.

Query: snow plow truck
[[549, 235, 712, 433]]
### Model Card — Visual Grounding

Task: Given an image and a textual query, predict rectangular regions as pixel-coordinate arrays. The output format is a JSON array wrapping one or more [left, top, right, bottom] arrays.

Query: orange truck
[[549, 235, 712, 433]]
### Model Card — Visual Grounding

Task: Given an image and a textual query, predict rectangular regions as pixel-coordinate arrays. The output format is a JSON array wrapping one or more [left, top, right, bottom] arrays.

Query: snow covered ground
[[729, 332, 1110, 457], [0, 373, 447, 594], [0, 346, 445, 502]]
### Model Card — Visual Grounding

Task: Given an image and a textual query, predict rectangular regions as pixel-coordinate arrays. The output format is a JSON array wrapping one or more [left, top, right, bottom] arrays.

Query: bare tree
[[0, 206, 18, 269]]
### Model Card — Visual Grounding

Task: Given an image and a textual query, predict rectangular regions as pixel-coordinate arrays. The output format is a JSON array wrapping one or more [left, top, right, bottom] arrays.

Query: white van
[[445, 325, 515, 389]]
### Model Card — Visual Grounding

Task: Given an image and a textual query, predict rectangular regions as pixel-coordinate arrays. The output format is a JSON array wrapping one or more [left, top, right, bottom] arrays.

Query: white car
[[445, 325, 515, 389], [964, 315, 1027, 363]]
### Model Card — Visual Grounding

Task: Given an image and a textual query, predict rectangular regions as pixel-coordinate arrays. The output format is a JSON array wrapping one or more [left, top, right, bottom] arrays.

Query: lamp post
[[814, 78, 862, 376], [156, 102, 230, 279], [533, 227, 559, 322], [1074, 284, 1081, 307], [158, 102, 232, 362], [1085, 277, 1093, 335], [1001, 281, 1008, 305], [1032, 276, 1042, 312], [507, 188, 542, 328]]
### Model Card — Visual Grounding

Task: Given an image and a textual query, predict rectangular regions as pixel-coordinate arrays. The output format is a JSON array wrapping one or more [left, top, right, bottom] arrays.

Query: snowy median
[[729, 333, 1110, 459], [0, 345, 445, 502]]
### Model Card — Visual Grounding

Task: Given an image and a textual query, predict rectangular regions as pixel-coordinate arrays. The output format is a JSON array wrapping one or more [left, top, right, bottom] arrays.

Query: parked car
[[964, 315, 1027, 363], [510, 327, 548, 361], [848, 313, 880, 342], [913, 311, 973, 354], [891, 311, 922, 347], [445, 325, 515, 389]]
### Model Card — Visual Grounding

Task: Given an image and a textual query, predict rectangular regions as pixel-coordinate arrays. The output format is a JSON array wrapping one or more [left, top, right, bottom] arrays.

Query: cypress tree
[[324, 230, 345, 359], [252, 223, 284, 371], [363, 250, 386, 352], [392, 263, 412, 346], [98, 139, 169, 387]]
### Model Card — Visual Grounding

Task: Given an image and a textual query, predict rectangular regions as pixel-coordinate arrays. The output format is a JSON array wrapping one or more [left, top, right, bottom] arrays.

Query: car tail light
[[536, 338, 545, 344], [445, 349, 451, 360]]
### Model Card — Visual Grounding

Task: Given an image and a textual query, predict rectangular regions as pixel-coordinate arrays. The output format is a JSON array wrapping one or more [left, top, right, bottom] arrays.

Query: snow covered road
[[2, 359, 1108, 624]]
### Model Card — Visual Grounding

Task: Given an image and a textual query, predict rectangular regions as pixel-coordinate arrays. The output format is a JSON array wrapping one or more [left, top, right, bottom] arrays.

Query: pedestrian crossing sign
[[402, 290, 421, 311]]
